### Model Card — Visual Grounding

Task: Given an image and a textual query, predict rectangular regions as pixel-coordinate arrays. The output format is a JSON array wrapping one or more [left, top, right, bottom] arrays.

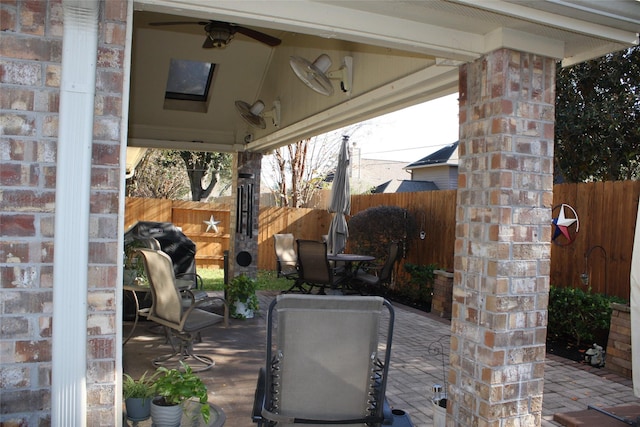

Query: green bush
[[348, 205, 417, 260], [401, 263, 437, 305], [547, 286, 626, 347]]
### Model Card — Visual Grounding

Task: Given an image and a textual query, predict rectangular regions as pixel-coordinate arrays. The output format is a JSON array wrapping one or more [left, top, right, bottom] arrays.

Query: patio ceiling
[[129, 0, 639, 156]]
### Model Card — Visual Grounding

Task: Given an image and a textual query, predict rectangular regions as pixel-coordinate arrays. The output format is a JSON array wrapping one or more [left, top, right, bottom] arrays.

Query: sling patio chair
[[274, 233, 298, 280], [136, 248, 228, 372], [286, 239, 345, 294], [351, 241, 400, 295], [252, 294, 399, 426]]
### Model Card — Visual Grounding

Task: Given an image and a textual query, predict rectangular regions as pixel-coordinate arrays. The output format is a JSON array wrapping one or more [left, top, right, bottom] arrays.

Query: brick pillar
[[448, 49, 555, 426], [229, 151, 263, 279], [606, 303, 632, 378]]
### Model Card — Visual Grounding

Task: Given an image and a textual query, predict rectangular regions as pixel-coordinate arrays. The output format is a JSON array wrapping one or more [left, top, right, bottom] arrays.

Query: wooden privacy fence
[[550, 181, 640, 299], [125, 180, 640, 300]]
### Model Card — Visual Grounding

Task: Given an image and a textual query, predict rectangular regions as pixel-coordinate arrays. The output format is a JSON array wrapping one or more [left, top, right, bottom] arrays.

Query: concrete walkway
[[123, 291, 640, 426]]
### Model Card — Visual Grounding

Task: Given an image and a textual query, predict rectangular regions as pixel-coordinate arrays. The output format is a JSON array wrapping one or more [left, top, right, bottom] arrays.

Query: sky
[[345, 92, 459, 163]]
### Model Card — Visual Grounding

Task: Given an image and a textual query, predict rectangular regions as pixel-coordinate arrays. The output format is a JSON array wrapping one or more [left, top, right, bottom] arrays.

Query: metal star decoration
[[551, 203, 579, 245], [204, 215, 220, 233]]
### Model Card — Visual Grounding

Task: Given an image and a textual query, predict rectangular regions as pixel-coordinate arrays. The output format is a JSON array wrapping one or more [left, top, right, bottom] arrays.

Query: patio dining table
[[327, 253, 375, 269], [327, 253, 375, 293]]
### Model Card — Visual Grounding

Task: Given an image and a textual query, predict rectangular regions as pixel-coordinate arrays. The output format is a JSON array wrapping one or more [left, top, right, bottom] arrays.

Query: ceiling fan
[[148, 20, 281, 49]]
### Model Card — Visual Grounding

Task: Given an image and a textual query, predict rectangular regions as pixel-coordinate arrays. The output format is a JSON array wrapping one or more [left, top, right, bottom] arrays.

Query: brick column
[[229, 151, 263, 279], [448, 49, 555, 426]]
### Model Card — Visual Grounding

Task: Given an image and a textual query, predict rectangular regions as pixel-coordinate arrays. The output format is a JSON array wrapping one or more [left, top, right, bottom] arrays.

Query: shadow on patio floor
[[123, 291, 639, 427]]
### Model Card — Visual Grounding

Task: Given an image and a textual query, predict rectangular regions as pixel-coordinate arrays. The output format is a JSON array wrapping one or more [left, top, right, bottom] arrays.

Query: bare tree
[[126, 149, 232, 201], [263, 124, 366, 207], [126, 149, 190, 199], [178, 151, 232, 201]]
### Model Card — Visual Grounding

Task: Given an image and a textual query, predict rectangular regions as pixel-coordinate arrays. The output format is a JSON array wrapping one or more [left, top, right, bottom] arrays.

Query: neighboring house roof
[[404, 141, 459, 170], [350, 156, 409, 193], [373, 179, 438, 193]]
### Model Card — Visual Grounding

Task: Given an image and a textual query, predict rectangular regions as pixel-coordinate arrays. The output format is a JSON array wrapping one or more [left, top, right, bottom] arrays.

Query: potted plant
[[123, 370, 158, 422], [225, 274, 259, 319], [123, 240, 148, 286], [151, 362, 210, 426]]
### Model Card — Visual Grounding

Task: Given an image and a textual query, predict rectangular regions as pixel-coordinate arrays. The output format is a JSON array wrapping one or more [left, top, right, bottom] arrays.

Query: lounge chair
[[252, 294, 397, 426]]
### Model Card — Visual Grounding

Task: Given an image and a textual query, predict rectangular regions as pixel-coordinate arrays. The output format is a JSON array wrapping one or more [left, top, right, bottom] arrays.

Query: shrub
[[547, 286, 626, 347], [401, 262, 437, 305], [348, 205, 417, 260]]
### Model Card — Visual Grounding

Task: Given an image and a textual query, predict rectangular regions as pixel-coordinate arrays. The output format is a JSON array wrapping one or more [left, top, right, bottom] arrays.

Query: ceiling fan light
[[208, 28, 233, 47]]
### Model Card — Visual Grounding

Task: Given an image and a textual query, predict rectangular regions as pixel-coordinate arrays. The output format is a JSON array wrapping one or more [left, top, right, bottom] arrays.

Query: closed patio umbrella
[[327, 135, 351, 255]]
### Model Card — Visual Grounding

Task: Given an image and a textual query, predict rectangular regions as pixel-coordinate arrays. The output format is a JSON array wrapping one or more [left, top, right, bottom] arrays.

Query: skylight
[[165, 58, 214, 102]]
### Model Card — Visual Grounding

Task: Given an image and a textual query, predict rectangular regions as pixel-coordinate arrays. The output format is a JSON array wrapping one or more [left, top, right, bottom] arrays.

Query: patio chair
[[285, 240, 344, 294], [351, 241, 400, 295], [252, 294, 396, 426], [136, 248, 228, 372], [274, 234, 298, 280]]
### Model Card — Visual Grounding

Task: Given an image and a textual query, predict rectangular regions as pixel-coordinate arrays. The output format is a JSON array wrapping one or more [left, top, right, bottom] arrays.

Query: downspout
[[51, 1, 98, 426], [116, 1, 135, 424]]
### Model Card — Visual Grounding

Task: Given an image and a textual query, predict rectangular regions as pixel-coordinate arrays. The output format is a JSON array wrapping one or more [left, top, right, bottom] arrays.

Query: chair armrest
[[355, 261, 382, 277], [182, 292, 230, 327], [176, 272, 203, 290]]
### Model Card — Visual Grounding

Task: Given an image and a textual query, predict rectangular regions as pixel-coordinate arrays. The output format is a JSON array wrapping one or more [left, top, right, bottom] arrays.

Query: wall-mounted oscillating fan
[[149, 20, 281, 49], [289, 54, 353, 96], [235, 100, 281, 129]]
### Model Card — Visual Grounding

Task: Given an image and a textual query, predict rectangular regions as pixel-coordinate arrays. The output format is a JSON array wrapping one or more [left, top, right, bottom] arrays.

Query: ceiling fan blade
[[149, 21, 209, 26], [235, 26, 281, 46], [202, 36, 215, 49]]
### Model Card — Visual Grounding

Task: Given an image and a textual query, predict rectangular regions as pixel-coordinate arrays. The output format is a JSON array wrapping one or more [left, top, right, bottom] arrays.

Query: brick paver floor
[[123, 291, 640, 426]]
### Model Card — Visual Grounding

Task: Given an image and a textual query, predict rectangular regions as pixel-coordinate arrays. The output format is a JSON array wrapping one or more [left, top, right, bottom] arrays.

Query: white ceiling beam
[[484, 28, 565, 60], [454, 0, 639, 45], [129, 137, 245, 153], [248, 65, 459, 152]]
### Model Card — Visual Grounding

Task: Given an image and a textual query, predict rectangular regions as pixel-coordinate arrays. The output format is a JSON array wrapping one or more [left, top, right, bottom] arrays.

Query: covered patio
[[123, 291, 640, 427], [4, 1, 640, 425]]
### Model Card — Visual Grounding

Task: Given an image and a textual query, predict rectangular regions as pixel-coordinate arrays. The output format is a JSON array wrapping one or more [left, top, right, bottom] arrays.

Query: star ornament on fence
[[551, 203, 579, 245], [204, 215, 220, 233]]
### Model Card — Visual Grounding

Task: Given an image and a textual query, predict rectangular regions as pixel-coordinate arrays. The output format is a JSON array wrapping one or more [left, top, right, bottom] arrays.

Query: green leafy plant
[[547, 286, 626, 347], [123, 370, 158, 399], [401, 263, 437, 305], [123, 241, 149, 284], [153, 362, 210, 423], [225, 274, 259, 319]]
